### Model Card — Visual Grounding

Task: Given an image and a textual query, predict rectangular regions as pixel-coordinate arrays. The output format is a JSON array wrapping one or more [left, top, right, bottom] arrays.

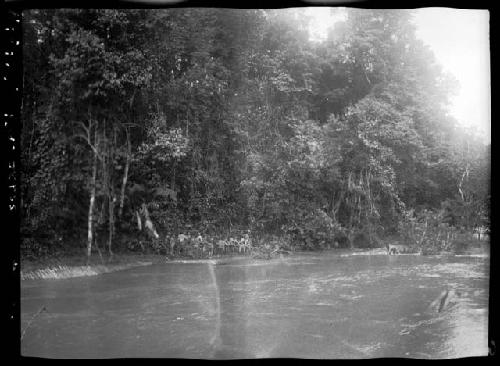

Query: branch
[[74, 120, 103, 160]]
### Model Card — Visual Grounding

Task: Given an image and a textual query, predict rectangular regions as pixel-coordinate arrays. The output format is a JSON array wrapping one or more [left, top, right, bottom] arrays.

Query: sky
[[414, 8, 490, 142], [305, 7, 491, 142]]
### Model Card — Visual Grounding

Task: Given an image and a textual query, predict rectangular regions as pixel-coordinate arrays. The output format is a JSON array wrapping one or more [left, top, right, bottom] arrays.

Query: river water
[[21, 250, 489, 359]]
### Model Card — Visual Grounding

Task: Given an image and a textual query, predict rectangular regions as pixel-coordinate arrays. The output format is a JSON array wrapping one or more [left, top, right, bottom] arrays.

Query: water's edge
[[21, 247, 488, 281], [20, 261, 153, 281]]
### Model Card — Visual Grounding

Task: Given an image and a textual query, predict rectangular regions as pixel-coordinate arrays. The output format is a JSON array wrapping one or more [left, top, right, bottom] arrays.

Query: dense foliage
[[20, 8, 490, 259]]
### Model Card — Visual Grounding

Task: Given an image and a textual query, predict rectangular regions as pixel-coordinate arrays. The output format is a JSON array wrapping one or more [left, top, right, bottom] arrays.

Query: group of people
[[166, 231, 253, 257]]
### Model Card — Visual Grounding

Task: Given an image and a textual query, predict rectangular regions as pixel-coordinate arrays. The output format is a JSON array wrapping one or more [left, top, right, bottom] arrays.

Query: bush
[[399, 209, 466, 254], [284, 208, 341, 249], [21, 237, 48, 259], [353, 231, 371, 248], [451, 238, 470, 254], [333, 232, 351, 248]]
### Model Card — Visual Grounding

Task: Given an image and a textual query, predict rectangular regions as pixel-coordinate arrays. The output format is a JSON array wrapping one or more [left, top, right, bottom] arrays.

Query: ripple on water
[[393, 262, 488, 280]]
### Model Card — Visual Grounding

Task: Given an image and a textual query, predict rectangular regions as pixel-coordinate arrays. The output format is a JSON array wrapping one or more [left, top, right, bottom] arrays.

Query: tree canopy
[[20, 8, 490, 258]]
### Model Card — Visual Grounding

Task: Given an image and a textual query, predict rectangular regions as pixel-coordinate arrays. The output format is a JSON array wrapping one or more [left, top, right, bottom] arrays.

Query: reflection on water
[[21, 252, 489, 359]]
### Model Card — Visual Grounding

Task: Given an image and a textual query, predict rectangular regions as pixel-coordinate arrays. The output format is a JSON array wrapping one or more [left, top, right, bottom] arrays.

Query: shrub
[[353, 231, 371, 248], [399, 209, 466, 254], [284, 208, 341, 249]]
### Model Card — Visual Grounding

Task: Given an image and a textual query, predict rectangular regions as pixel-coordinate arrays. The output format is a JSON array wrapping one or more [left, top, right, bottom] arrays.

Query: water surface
[[21, 251, 489, 358]]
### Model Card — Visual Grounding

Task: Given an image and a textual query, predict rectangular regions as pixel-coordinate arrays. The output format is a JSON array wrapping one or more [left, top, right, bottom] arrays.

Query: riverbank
[[20, 252, 251, 281], [21, 253, 159, 281], [21, 242, 489, 281]]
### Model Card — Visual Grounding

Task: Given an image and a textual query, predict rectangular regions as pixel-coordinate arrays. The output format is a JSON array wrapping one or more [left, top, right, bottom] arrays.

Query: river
[[21, 250, 489, 358]]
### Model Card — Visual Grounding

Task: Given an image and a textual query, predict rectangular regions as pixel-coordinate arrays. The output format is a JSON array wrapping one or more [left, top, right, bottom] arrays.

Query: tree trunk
[[331, 190, 345, 222], [118, 128, 131, 218], [171, 163, 176, 192], [136, 210, 142, 230], [347, 228, 355, 249], [93, 223, 105, 264], [87, 144, 98, 264], [108, 189, 115, 257], [107, 128, 116, 258], [142, 203, 159, 239]]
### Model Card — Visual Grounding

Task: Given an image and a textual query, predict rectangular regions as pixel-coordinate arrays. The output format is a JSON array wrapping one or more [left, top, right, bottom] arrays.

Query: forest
[[20, 8, 490, 262]]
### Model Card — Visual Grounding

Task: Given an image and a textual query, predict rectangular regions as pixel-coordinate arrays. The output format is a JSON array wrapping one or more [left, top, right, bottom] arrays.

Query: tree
[[22, 9, 153, 260]]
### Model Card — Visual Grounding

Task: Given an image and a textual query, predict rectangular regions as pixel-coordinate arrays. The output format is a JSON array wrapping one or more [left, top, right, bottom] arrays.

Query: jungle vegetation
[[20, 8, 490, 260]]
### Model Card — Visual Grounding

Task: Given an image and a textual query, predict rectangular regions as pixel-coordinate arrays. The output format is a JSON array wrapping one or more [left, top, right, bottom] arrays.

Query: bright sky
[[414, 8, 490, 142], [305, 7, 491, 142]]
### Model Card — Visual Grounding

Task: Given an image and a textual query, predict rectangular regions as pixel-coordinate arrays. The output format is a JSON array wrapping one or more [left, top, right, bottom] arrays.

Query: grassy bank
[[20, 249, 253, 281], [21, 253, 161, 281]]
